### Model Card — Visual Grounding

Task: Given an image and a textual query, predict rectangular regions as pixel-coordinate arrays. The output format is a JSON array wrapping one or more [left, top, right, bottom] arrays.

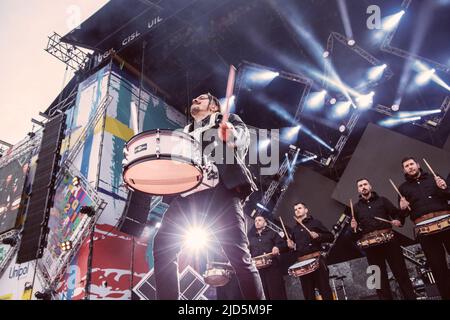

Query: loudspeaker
[[17, 114, 66, 263], [118, 190, 151, 237]]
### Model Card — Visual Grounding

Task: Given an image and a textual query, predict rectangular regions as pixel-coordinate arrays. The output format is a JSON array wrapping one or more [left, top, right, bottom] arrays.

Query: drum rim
[[126, 129, 198, 148], [123, 155, 204, 196]]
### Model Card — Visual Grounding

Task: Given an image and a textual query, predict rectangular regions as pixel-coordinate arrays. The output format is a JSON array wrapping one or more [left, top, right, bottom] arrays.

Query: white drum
[[123, 129, 204, 195], [415, 214, 450, 236], [288, 258, 320, 277]]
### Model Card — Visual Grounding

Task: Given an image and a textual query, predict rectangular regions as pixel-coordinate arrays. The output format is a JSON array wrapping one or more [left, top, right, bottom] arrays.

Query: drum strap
[[297, 251, 321, 262], [414, 210, 450, 225], [361, 228, 392, 240]]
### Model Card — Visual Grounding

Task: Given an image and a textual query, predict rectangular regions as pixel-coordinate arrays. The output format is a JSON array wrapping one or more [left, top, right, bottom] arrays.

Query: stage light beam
[[306, 90, 327, 109], [184, 226, 210, 251], [382, 10, 405, 31], [356, 92, 375, 109], [368, 64, 387, 81]]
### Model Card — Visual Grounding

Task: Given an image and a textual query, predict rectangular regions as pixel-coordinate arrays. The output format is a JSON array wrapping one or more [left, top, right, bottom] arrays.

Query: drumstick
[[389, 178, 411, 211], [374, 216, 394, 224], [220, 65, 236, 143], [254, 252, 274, 259], [279, 216, 291, 241], [222, 65, 236, 123], [350, 199, 356, 233], [293, 216, 315, 239], [422, 158, 438, 178]]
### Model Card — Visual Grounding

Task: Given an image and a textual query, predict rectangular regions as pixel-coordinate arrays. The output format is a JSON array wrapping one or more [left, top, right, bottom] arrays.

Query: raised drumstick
[[389, 178, 411, 211], [294, 216, 315, 239], [220, 65, 236, 143], [350, 199, 356, 233], [423, 158, 437, 178], [223, 65, 236, 121], [279, 216, 291, 241]]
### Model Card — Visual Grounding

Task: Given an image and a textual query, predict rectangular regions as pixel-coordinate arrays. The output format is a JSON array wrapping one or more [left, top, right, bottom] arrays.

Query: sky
[[0, 0, 109, 145]]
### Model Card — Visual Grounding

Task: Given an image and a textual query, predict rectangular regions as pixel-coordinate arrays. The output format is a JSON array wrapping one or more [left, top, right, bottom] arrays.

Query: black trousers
[[418, 228, 450, 300], [299, 258, 333, 300], [258, 263, 287, 300], [364, 237, 416, 300], [152, 183, 265, 300]]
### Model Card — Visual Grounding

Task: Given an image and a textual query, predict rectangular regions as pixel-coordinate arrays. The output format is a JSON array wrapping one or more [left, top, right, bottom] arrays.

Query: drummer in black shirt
[[287, 202, 334, 300], [398, 157, 450, 299], [352, 178, 416, 300], [248, 215, 287, 300]]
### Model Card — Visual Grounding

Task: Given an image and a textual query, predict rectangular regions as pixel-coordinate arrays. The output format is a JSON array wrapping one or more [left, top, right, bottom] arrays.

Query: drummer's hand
[[351, 218, 358, 230], [218, 121, 235, 143], [391, 219, 402, 227], [310, 232, 320, 239], [287, 239, 295, 249], [435, 176, 447, 190], [399, 197, 410, 210], [272, 246, 280, 256]]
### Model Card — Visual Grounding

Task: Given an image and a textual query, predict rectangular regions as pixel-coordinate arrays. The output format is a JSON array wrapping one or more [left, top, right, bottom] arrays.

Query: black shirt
[[354, 192, 400, 234], [399, 171, 450, 221], [187, 113, 257, 197], [291, 215, 334, 257], [248, 227, 286, 257]]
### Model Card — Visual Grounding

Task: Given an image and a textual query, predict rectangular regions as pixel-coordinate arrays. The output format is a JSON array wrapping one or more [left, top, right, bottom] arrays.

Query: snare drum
[[288, 258, 320, 277], [203, 263, 233, 287], [122, 129, 204, 195], [357, 229, 394, 249], [252, 255, 273, 270], [415, 214, 450, 236]]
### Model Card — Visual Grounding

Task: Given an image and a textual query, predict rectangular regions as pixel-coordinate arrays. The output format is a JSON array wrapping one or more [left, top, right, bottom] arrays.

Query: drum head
[[290, 258, 316, 269], [123, 158, 203, 195], [416, 214, 450, 226]]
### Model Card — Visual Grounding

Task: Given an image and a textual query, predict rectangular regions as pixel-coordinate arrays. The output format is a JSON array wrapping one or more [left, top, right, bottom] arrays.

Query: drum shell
[[203, 268, 232, 287], [415, 215, 450, 236], [288, 258, 320, 277], [122, 129, 205, 195]]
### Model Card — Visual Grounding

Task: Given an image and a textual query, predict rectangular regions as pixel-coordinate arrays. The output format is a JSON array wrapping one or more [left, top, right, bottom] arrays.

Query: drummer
[[352, 178, 416, 300], [248, 214, 287, 300], [152, 93, 264, 300], [398, 157, 450, 299], [287, 202, 334, 300]]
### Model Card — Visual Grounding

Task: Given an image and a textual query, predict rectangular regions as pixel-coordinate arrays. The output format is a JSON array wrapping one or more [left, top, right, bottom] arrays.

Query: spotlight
[[415, 68, 435, 86], [368, 64, 387, 81], [391, 104, 400, 112], [323, 51, 330, 58], [347, 39, 355, 46], [60, 240, 73, 252], [80, 206, 96, 217], [249, 70, 279, 82], [379, 116, 421, 127], [306, 90, 327, 110], [329, 98, 337, 105], [339, 125, 346, 133], [356, 92, 375, 109], [333, 101, 352, 118], [184, 226, 210, 251], [256, 203, 270, 212], [397, 109, 442, 118], [382, 10, 405, 31], [281, 126, 301, 143], [155, 222, 161, 229]]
